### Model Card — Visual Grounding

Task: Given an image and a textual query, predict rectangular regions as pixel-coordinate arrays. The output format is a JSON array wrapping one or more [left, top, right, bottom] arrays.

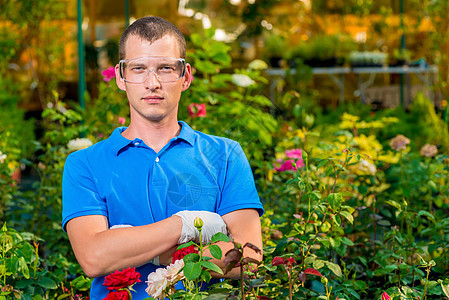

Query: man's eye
[[131, 66, 146, 72], [158, 65, 176, 72]]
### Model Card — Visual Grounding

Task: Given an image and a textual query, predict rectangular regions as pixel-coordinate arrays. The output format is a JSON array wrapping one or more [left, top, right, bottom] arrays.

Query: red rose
[[172, 245, 198, 263], [103, 290, 130, 300], [103, 267, 141, 291]]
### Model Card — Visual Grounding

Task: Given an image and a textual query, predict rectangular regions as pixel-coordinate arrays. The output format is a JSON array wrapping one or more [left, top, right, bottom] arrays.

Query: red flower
[[103, 267, 141, 291], [187, 103, 206, 118], [103, 290, 130, 300], [381, 292, 391, 300], [102, 67, 116, 82], [172, 245, 198, 263], [271, 256, 285, 266]]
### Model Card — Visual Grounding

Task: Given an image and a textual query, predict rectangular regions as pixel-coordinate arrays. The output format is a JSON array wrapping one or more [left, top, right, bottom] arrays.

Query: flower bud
[[194, 217, 203, 230]]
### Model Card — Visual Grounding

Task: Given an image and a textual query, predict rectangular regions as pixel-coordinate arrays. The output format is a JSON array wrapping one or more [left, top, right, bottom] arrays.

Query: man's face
[[115, 34, 191, 123]]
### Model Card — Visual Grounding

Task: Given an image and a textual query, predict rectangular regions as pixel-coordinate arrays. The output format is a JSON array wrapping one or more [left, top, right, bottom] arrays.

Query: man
[[62, 16, 263, 299]]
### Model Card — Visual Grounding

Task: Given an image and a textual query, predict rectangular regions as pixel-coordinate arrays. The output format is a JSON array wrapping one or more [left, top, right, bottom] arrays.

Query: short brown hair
[[119, 16, 186, 60]]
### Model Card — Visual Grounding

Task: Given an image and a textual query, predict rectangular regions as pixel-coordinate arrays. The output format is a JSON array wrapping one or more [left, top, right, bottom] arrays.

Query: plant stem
[[241, 263, 245, 300], [422, 266, 431, 300]]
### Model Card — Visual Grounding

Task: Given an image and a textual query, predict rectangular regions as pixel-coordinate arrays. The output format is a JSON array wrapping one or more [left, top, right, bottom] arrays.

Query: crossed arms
[[66, 208, 262, 279]]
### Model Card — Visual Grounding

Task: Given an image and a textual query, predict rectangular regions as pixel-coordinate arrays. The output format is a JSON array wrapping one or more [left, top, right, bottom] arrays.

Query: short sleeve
[[62, 151, 108, 231], [216, 143, 264, 216]]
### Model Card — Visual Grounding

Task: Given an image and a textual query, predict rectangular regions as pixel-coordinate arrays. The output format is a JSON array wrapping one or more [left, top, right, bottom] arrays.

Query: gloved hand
[[109, 224, 159, 265], [174, 210, 228, 244]]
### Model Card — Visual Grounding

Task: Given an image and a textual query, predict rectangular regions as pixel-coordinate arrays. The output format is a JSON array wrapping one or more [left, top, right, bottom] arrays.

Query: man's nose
[[144, 70, 161, 88]]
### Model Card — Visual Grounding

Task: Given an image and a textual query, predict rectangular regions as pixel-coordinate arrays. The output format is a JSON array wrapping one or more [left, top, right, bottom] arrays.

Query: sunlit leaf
[[326, 261, 342, 277]]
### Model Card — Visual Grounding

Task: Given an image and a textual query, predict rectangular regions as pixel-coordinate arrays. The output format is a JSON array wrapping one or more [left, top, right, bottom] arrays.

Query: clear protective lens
[[119, 57, 186, 83]]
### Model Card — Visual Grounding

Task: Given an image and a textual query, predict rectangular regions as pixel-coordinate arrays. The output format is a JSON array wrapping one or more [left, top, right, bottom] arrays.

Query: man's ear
[[115, 64, 126, 91], [181, 63, 192, 92]]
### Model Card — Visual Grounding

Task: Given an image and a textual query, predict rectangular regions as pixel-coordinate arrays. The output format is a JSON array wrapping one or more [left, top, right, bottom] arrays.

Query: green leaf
[[441, 282, 449, 298], [328, 193, 343, 211], [341, 237, 355, 246], [313, 260, 325, 269], [72, 276, 92, 290], [200, 270, 212, 283], [377, 219, 391, 226], [326, 261, 342, 277], [346, 288, 360, 299], [183, 262, 202, 281], [190, 33, 203, 47], [385, 200, 402, 211], [37, 277, 57, 289], [321, 221, 331, 233], [211, 232, 230, 244], [18, 257, 30, 279], [208, 244, 222, 260], [183, 253, 201, 263], [200, 261, 223, 275], [339, 211, 354, 224], [418, 210, 435, 222], [193, 294, 203, 300], [317, 159, 329, 168], [203, 293, 230, 300], [14, 279, 33, 289], [177, 241, 196, 250]]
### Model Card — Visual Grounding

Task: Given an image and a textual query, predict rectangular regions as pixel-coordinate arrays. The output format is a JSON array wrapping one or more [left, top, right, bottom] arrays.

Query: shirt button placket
[[155, 157, 160, 162]]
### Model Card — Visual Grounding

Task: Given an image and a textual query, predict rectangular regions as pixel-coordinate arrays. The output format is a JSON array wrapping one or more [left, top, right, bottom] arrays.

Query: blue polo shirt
[[62, 121, 263, 300]]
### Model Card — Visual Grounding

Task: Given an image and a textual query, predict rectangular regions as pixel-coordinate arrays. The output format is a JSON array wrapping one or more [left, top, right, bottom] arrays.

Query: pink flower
[[285, 149, 303, 159], [381, 292, 390, 300], [102, 66, 116, 82], [273, 158, 304, 172], [273, 149, 305, 172], [118, 117, 126, 125], [274, 160, 296, 172], [187, 103, 206, 118]]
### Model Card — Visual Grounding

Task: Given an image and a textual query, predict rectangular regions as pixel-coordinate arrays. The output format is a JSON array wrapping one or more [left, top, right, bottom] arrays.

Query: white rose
[[232, 74, 255, 88], [67, 138, 93, 153], [165, 259, 185, 284], [146, 268, 168, 299]]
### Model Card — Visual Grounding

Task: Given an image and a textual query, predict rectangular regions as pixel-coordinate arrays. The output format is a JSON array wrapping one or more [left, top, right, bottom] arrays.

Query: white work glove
[[109, 224, 159, 266], [174, 210, 228, 244]]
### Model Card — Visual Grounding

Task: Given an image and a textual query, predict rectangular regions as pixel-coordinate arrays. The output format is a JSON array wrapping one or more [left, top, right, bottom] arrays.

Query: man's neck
[[122, 118, 181, 153]]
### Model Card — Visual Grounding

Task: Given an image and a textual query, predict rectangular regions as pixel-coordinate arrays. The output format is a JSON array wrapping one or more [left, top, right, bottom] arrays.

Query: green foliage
[[182, 27, 278, 162], [409, 92, 449, 150], [0, 223, 91, 299]]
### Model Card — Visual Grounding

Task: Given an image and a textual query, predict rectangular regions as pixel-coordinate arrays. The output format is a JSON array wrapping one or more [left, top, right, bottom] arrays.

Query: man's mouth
[[142, 96, 164, 103]]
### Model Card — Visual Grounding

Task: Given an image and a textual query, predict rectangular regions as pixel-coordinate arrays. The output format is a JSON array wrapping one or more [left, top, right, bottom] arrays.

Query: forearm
[[203, 209, 263, 279], [67, 215, 182, 277]]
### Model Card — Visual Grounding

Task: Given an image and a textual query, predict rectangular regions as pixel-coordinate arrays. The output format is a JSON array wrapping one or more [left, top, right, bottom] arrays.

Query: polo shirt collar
[[108, 121, 196, 156], [177, 121, 196, 146]]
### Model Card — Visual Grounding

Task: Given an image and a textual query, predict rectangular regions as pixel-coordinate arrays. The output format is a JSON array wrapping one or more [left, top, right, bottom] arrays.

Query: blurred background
[[1, 0, 447, 115]]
